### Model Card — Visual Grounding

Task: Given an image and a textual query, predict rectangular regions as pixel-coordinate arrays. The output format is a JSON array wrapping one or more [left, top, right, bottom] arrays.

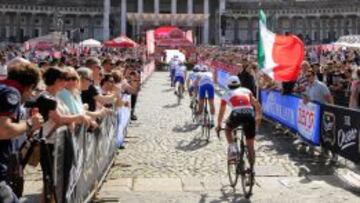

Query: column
[[202, 0, 209, 44], [357, 15, 360, 34], [233, 17, 239, 44], [171, 0, 177, 25], [90, 15, 95, 38], [15, 13, 21, 42], [103, 0, 110, 40], [247, 18, 252, 44], [154, 0, 159, 25], [121, 0, 127, 35], [0, 12, 4, 40], [220, 0, 226, 12], [137, 0, 143, 39], [317, 16, 322, 43], [187, 0, 193, 26]]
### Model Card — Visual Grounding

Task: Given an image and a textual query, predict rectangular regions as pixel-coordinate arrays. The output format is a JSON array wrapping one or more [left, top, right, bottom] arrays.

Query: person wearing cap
[[216, 76, 262, 172]]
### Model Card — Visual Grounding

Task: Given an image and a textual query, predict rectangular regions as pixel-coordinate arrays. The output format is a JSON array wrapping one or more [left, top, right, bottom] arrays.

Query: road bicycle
[[217, 126, 255, 198]]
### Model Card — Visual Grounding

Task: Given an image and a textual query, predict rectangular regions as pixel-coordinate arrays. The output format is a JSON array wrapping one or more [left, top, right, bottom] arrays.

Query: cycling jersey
[[169, 59, 180, 70], [175, 65, 186, 78], [198, 71, 215, 100], [174, 65, 186, 85], [221, 87, 253, 111], [198, 72, 214, 86], [222, 87, 256, 138]]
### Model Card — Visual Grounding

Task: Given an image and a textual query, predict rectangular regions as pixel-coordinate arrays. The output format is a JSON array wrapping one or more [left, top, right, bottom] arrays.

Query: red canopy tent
[[154, 26, 186, 39], [104, 35, 138, 48], [34, 41, 54, 51]]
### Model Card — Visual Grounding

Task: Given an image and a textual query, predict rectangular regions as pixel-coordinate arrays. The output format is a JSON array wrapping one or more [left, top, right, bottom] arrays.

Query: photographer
[[0, 62, 43, 201], [124, 61, 141, 121]]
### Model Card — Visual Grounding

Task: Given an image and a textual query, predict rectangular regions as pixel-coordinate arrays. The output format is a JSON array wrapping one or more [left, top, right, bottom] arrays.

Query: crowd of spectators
[[0, 47, 143, 202], [197, 45, 360, 110]]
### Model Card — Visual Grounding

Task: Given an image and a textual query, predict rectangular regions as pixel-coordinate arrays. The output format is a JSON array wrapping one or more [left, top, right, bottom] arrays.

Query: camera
[[24, 93, 57, 122]]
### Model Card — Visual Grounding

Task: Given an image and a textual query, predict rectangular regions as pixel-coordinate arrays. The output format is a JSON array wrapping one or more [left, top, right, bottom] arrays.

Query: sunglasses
[[66, 76, 78, 81], [83, 77, 94, 83]]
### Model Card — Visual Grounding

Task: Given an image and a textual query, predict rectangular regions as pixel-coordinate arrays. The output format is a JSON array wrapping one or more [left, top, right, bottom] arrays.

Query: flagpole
[[256, 0, 263, 100]]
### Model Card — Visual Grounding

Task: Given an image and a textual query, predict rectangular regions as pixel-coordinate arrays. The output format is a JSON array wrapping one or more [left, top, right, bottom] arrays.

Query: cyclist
[[195, 64, 215, 127], [186, 64, 201, 97], [174, 62, 187, 96], [169, 55, 180, 87], [215, 76, 262, 170]]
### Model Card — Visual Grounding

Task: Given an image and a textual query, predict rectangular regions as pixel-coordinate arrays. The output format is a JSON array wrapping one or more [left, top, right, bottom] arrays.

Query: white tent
[[25, 32, 68, 49], [79, 39, 102, 48]]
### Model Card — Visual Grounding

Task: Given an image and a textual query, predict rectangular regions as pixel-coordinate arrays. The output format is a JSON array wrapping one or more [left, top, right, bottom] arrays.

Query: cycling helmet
[[193, 65, 200, 72], [227, 76, 241, 88], [200, 65, 208, 72]]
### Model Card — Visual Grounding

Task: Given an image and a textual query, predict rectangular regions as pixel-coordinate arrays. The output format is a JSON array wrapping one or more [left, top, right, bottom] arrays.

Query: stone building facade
[[0, 0, 359, 45], [223, 0, 360, 45]]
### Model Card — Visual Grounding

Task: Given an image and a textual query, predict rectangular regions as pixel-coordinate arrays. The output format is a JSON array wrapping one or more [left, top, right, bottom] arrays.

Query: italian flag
[[257, 10, 304, 82]]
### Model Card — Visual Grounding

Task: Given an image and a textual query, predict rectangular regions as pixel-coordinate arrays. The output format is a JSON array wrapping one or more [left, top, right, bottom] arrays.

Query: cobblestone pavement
[[21, 72, 360, 202], [94, 72, 360, 202]]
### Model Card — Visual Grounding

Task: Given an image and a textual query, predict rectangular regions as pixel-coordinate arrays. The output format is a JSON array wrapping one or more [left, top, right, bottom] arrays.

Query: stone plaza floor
[[22, 72, 360, 202]]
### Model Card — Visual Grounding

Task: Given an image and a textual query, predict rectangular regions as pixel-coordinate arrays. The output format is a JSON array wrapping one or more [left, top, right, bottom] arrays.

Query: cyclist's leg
[[197, 84, 206, 115], [244, 116, 256, 170], [207, 84, 215, 126], [225, 112, 241, 160], [180, 77, 185, 94], [174, 77, 180, 94]]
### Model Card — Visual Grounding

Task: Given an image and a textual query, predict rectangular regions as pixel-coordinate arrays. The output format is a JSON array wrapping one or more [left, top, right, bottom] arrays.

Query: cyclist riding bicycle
[[195, 64, 215, 127], [216, 76, 262, 169], [174, 62, 187, 96], [169, 56, 180, 87], [187, 64, 201, 97]]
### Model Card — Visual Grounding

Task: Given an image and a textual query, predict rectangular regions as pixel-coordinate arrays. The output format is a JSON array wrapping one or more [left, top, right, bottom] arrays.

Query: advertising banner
[[321, 105, 360, 163], [260, 90, 321, 145]]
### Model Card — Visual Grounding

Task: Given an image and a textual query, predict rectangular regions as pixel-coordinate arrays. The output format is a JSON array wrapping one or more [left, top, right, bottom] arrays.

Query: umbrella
[[104, 35, 138, 48], [80, 39, 102, 48]]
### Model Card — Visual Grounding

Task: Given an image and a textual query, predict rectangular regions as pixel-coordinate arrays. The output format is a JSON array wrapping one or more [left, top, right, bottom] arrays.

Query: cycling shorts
[[174, 76, 185, 85], [198, 83, 214, 100], [170, 69, 176, 78], [188, 85, 194, 93], [225, 109, 255, 139]]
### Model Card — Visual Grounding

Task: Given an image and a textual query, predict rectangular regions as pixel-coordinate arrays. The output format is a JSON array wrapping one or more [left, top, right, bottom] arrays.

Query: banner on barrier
[[321, 105, 360, 163], [260, 90, 321, 145]]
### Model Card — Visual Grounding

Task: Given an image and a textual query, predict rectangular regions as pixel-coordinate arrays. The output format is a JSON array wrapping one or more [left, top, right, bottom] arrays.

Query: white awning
[[127, 13, 210, 26]]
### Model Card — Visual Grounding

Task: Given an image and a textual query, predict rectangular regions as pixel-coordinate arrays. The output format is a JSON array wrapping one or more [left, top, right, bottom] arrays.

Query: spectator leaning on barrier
[[349, 68, 360, 109], [303, 68, 334, 105], [0, 61, 43, 201], [0, 55, 7, 80], [76, 67, 112, 118]]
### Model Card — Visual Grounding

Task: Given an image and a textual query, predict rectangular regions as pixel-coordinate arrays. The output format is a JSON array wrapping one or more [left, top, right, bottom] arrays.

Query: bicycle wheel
[[227, 136, 240, 188], [240, 136, 254, 198]]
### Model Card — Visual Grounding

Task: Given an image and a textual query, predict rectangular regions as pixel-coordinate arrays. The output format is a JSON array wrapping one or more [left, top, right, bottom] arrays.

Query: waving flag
[[258, 10, 304, 82]]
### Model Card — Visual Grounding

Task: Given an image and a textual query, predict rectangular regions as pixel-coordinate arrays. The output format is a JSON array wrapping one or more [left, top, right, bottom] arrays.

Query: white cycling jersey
[[221, 87, 253, 111], [175, 65, 186, 78], [198, 71, 214, 86], [169, 59, 180, 70]]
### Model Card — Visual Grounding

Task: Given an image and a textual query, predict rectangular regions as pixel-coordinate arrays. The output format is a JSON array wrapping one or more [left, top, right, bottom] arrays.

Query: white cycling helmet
[[200, 65, 208, 72], [227, 76, 241, 88], [193, 65, 200, 72]]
